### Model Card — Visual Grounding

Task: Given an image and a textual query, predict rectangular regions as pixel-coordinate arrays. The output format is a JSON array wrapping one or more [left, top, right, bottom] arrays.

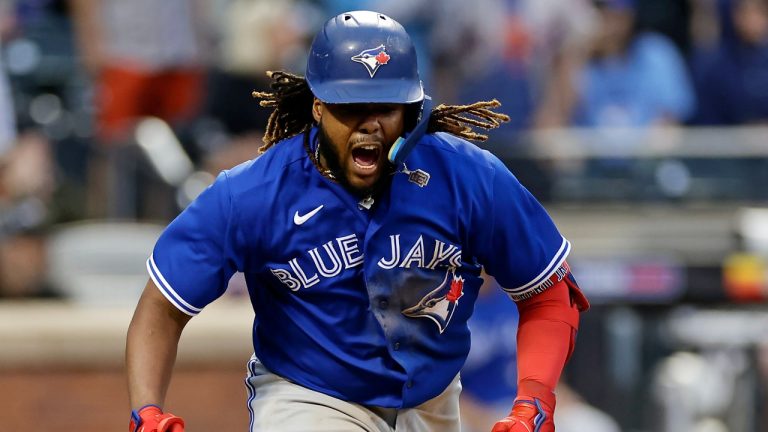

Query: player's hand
[[490, 396, 554, 432], [129, 405, 185, 432]]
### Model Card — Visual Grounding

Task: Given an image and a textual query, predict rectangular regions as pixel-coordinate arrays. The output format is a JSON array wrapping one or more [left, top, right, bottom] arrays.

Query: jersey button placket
[[393, 341, 400, 351], [378, 298, 389, 309]]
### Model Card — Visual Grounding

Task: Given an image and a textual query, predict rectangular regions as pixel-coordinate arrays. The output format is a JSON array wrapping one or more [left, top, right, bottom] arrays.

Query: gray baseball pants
[[244, 354, 462, 431]]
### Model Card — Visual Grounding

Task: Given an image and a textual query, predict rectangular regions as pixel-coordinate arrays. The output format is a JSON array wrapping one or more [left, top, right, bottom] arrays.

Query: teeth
[[361, 145, 377, 150], [354, 161, 376, 170]]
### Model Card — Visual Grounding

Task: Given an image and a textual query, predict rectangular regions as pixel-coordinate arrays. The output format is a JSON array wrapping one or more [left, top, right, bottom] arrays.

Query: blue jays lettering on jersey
[[148, 127, 570, 408]]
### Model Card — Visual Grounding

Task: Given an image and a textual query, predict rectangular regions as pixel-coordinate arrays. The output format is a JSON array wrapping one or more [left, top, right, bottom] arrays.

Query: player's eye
[[372, 104, 399, 115], [330, 104, 358, 116], [330, 103, 400, 118]]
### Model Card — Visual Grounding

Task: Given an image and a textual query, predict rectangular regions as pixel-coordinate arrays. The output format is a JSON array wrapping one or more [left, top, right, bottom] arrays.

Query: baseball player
[[126, 10, 589, 432]]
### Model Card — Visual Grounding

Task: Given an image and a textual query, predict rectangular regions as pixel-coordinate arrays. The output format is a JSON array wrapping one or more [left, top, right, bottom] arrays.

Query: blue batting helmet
[[305, 10, 425, 105]]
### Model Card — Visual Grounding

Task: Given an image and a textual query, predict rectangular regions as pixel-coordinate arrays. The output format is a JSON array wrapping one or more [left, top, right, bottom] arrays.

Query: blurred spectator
[[449, 0, 597, 200], [203, 0, 313, 133], [417, 0, 507, 103], [543, 0, 695, 128], [691, 0, 768, 125], [70, 0, 208, 219], [519, 0, 600, 131], [70, 0, 207, 143], [0, 131, 56, 298], [453, 0, 536, 133], [197, 0, 320, 173]]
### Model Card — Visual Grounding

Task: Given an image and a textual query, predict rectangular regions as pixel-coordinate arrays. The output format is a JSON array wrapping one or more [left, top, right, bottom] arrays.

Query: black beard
[[316, 124, 393, 198], [317, 126, 345, 182]]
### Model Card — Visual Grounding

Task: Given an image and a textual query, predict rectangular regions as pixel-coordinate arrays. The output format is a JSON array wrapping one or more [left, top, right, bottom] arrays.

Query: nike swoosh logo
[[294, 205, 324, 225]]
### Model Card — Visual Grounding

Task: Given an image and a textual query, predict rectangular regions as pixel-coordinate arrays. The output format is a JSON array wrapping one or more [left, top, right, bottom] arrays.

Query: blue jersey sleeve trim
[[146, 254, 202, 316], [503, 237, 571, 294]]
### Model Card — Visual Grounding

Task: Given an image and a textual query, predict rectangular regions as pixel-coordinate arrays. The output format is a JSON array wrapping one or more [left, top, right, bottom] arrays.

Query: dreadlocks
[[252, 71, 510, 153], [251, 71, 315, 153], [427, 101, 510, 141]]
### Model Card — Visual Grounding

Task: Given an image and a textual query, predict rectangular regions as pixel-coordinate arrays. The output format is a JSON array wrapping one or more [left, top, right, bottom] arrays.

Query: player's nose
[[358, 108, 383, 135]]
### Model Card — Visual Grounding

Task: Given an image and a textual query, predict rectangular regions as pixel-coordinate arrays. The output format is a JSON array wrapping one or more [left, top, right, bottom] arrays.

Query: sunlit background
[[1, 0, 767, 431]]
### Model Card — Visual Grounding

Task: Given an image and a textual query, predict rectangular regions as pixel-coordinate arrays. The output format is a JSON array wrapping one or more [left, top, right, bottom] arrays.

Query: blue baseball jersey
[[147, 127, 570, 408]]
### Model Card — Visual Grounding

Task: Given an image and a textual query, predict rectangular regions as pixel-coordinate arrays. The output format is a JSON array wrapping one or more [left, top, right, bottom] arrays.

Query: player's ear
[[312, 98, 323, 123]]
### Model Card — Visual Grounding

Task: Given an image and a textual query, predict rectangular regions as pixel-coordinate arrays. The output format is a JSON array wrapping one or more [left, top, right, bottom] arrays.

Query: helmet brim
[[308, 79, 425, 105]]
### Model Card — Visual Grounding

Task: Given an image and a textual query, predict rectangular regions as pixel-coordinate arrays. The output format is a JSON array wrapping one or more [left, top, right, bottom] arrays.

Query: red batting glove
[[129, 405, 185, 432], [491, 396, 554, 432]]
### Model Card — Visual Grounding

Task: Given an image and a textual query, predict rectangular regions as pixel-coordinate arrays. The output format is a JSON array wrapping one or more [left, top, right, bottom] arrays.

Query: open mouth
[[351, 144, 382, 170]]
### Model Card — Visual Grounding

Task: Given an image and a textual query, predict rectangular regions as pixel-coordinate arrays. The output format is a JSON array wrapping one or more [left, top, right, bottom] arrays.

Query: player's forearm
[[126, 280, 191, 409], [515, 281, 579, 405], [516, 320, 571, 404], [126, 325, 180, 409]]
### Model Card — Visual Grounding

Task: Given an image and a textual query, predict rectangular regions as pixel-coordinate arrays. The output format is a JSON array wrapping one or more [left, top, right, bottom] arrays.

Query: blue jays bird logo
[[351, 44, 390, 78], [402, 268, 465, 333]]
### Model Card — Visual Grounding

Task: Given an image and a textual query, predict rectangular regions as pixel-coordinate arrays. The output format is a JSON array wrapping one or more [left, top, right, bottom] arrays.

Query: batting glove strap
[[129, 404, 185, 432]]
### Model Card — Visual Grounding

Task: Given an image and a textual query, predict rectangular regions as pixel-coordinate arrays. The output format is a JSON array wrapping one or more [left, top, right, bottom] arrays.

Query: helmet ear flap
[[403, 102, 423, 133], [388, 95, 433, 165]]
